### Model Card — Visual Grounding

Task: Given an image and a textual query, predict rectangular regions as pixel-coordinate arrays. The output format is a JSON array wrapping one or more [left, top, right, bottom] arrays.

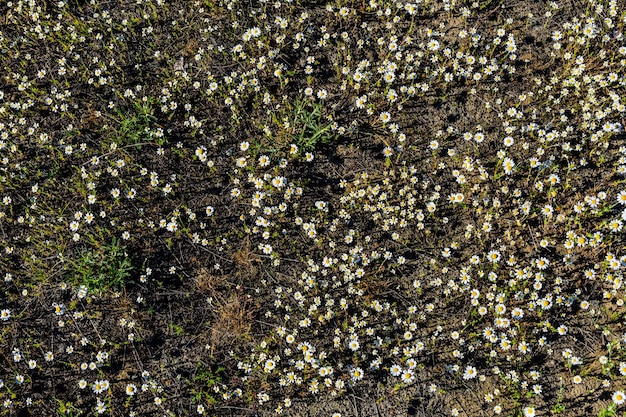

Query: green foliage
[[169, 323, 184, 336], [598, 403, 617, 417], [290, 97, 336, 152], [65, 237, 134, 292], [113, 99, 158, 146], [551, 402, 566, 414], [192, 363, 226, 406], [551, 381, 566, 414], [55, 399, 82, 417]]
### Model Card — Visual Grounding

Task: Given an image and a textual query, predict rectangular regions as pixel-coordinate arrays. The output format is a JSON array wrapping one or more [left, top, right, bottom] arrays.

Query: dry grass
[[232, 237, 261, 279], [194, 267, 227, 297], [210, 294, 254, 351]]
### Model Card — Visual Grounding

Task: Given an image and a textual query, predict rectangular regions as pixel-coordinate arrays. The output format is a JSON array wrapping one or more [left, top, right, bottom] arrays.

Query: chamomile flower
[[258, 155, 270, 167], [126, 384, 137, 396], [502, 157, 515, 174], [348, 340, 360, 351], [613, 391, 626, 405], [523, 406, 536, 417], [463, 366, 477, 380], [95, 400, 106, 414], [541, 205, 553, 217], [400, 369, 415, 383]]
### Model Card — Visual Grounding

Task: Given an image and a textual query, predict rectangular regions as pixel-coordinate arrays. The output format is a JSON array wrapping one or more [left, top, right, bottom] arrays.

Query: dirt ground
[[1, 0, 626, 416]]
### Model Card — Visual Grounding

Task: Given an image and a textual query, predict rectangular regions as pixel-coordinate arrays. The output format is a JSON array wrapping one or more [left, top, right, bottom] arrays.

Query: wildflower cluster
[[0, 0, 626, 416]]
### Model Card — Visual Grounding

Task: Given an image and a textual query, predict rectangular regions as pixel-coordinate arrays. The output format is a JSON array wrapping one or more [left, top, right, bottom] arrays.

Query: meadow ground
[[1, 0, 626, 416]]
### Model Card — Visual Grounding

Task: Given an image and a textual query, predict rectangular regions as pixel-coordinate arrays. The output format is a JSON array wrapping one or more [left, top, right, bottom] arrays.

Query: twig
[[373, 399, 382, 417], [194, 241, 235, 264], [350, 393, 360, 417], [217, 405, 255, 412], [80, 142, 158, 166]]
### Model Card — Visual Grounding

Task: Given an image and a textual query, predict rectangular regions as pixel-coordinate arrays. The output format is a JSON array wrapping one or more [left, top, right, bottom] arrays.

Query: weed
[[550, 379, 566, 414], [65, 237, 134, 293], [111, 99, 160, 147], [169, 323, 184, 336], [290, 97, 336, 151], [598, 403, 618, 417], [260, 96, 337, 157], [192, 363, 226, 406], [55, 399, 82, 417]]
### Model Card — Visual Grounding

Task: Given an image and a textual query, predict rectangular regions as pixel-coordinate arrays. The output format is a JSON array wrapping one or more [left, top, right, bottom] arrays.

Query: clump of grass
[[289, 97, 336, 152], [65, 237, 134, 293], [192, 363, 226, 408], [256, 96, 337, 157], [210, 294, 254, 350], [111, 99, 159, 147]]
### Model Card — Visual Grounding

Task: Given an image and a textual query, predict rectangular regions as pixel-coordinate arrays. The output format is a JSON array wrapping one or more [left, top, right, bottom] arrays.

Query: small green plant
[[598, 403, 618, 417], [65, 237, 134, 292], [112, 99, 158, 146], [191, 363, 226, 407], [254, 96, 336, 157], [55, 399, 82, 417], [169, 323, 184, 336], [552, 402, 566, 414], [551, 382, 566, 414], [291, 97, 335, 151]]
